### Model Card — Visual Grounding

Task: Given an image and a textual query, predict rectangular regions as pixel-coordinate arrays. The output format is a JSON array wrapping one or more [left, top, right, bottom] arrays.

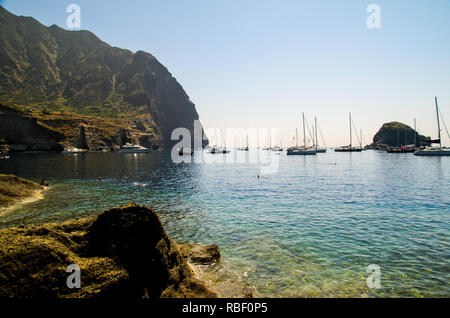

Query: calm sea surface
[[0, 150, 449, 297]]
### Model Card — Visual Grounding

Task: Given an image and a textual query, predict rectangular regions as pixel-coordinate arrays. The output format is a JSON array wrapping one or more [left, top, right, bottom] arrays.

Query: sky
[[2, 0, 450, 146]]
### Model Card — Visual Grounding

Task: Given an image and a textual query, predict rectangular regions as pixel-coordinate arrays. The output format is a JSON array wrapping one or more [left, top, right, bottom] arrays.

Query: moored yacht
[[335, 113, 362, 152], [118, 143, 151, 153], [209, 147, 230, 154], [178, 147, 194, 156], [271, 146, 283, 152], [287, 113, 317, 155], [62, 147, 86, 154], [414, 97, 450, 156]]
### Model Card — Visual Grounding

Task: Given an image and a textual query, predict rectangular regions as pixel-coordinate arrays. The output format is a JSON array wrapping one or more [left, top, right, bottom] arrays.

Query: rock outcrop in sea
[[0, 203, 252, 298], [366, 122, 431, 150]]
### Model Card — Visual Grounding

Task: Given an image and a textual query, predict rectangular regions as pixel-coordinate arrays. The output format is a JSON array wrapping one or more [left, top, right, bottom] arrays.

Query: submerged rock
[[0, 204, 228, 298], [178, 243, 221, 265]]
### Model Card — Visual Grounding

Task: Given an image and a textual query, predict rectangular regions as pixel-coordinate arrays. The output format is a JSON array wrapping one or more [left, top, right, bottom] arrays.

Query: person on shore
[[40, 179, 49, 187]]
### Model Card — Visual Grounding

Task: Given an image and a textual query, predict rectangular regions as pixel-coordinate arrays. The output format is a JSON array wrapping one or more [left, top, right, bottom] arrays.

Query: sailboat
[[262, 129, 271, 150], [387, 128, 415, 153], [335, 113, 362, 152], [414, 97, 450, 156], [271, 132, 283, 151], [238, 134, 249, 151], [287, 113, 317, 155], [209, 129, 230, 154], [312, 116, 327, 153]]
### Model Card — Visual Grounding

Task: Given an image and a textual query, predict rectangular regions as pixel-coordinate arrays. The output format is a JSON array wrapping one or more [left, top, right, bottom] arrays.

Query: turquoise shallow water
[[0, 150, 449, 297]]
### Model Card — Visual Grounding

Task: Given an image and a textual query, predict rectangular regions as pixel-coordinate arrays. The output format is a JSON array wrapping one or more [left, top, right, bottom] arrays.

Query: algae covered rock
[[0, 204, 216, 298], [0, 174, 43, 209], [178, 243, 221, 265]]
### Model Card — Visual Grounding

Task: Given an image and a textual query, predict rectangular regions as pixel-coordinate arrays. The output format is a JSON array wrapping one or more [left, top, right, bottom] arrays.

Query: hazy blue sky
[[2, 0, 450, 146]]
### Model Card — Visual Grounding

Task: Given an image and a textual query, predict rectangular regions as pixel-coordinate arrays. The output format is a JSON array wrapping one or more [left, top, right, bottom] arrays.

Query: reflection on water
[[0, 150, 449, 297]]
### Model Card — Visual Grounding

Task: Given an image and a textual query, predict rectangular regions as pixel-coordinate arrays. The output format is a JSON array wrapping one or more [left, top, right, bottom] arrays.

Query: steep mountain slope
[[0, 6, 204, 150]]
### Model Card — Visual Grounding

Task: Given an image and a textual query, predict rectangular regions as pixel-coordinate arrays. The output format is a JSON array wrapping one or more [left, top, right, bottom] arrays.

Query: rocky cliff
[[368, 122, 431, 149], [0, 103, 160, 151], [0, 203, 251, 298], [0, 6, 206, 150]]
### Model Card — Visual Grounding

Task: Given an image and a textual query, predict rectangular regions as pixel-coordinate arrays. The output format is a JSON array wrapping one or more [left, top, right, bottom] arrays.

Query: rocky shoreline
[[0, 203, 252, 298], [0, 174, 45, 212]]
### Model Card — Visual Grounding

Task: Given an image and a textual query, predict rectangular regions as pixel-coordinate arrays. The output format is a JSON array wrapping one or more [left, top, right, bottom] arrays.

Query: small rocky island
[[366, 122, 431, 150], [0, 198, 251, 298]]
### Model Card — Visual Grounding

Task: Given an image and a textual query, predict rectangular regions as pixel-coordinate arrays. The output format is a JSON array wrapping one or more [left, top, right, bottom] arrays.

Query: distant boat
[[335, 113, 362, 152], [414, 97, 450, 156], [209, 130, 230, 154], [287, 148, 316, 155], [271, 146, 283, 152], [262, 130, 272, 150], [271, 132, 283, 151], [287, 113, 317, 155], [209, 147, 230, 154], [62, 147, 86, 154], [387, 128, 415, 153], [238, 134, 249, 151], [387, 146, 415, 153], [118, 143, 151, 153], [178, 147, 193, 156]]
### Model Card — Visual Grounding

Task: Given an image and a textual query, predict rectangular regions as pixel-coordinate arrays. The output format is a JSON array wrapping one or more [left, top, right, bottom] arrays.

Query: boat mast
[[349, 113, 352, 147], [296, 128, 299, 148], [414, 118, 417, 146], [222, 129, 226, 150], [436, 97, 442, 149], [360, 129, 363, 148], [404, 130, 407, 147], [303, 113, 306, 148], [315, 116, 318, 148]]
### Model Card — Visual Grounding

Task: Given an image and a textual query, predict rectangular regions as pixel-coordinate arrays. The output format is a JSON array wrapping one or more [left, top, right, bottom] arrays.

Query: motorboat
[[118, 143, 151, 153]]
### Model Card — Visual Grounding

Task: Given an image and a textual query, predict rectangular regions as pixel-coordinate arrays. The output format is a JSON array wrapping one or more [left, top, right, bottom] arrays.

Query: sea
[[0, 149, 449, 297]]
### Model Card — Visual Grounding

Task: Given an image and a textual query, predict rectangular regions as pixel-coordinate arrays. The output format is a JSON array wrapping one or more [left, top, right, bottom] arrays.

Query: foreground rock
[[0, 204, 251, 298], [0, 174, 43, 210]]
